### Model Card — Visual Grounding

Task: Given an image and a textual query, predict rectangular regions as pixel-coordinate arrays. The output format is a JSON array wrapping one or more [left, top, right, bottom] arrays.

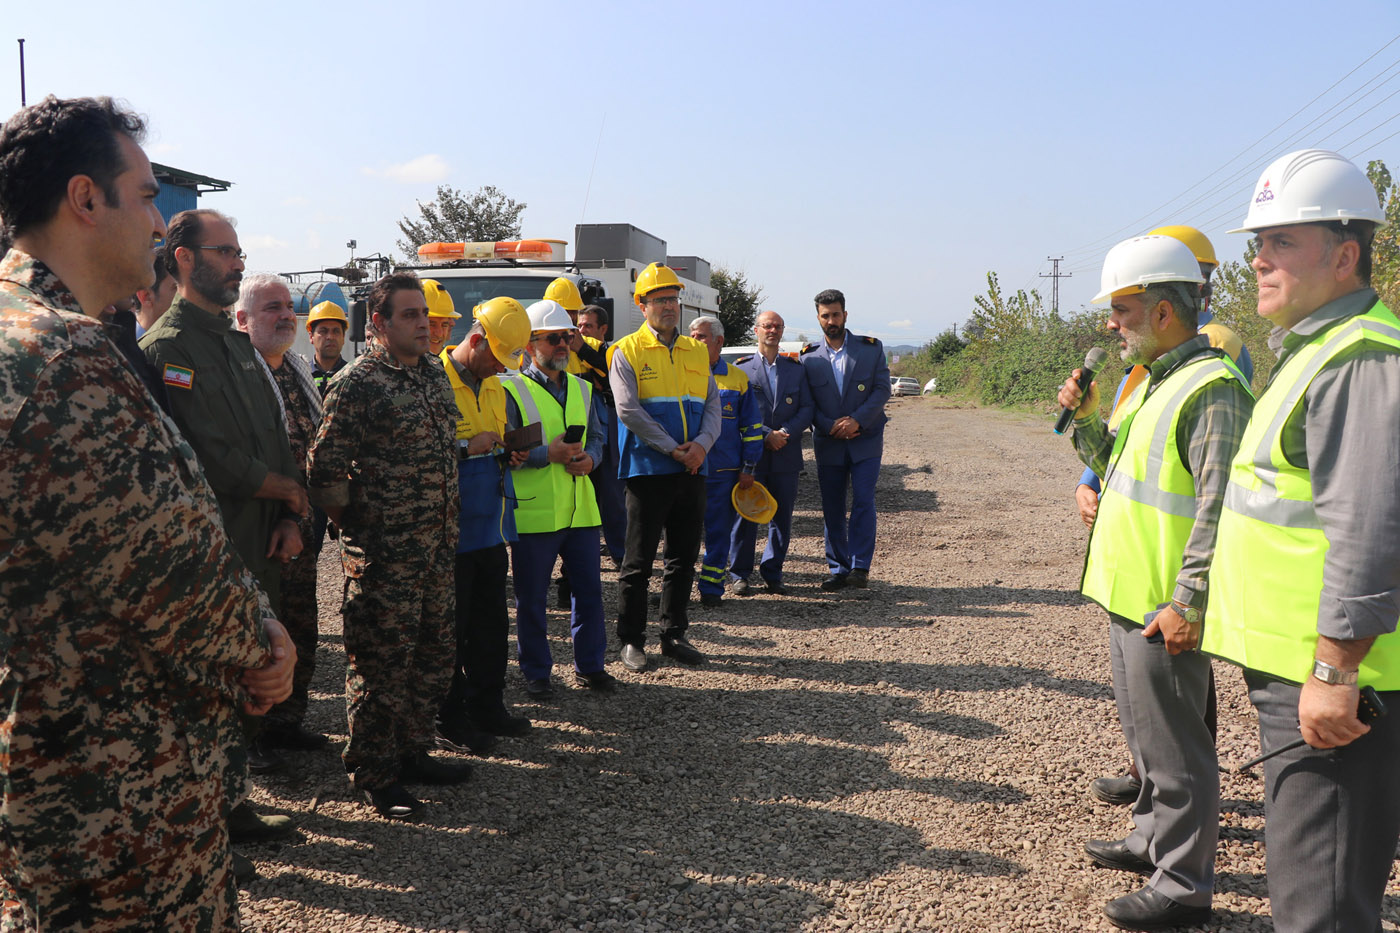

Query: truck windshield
[[438, 276, 554, 346]]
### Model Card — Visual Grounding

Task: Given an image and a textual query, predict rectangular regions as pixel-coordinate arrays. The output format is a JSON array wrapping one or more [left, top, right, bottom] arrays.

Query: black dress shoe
[[660, 635, 704, 665], [575, 669, 618, 692], [1103, 886, 1210, 930], [848, 568, 869, 588], [262, 722, 331, 751], [365, 782, 425, 821], [1091, 772, 1143, 806], [731, 578, 752, 596], [820, 574, 848, 592], [436, 715, 497, 756], [398, 750, 473, 785], [763, 580, 790, 595], [524, 678, 555, 698], [246, 737, 287, 774], [472, 708, 532, 737], [1084, 838, 1154, 875]]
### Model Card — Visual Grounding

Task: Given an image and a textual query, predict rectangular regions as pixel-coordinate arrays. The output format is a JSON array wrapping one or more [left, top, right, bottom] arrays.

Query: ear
[[1332, 238, 1361, 282], [66, 175, 101, 227], [371, 311, 387, 332], [1152, 298, 1175, 331]]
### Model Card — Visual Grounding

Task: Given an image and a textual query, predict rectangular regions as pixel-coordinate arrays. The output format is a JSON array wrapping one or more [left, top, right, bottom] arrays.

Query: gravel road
[[238, 397, 1400, 932]]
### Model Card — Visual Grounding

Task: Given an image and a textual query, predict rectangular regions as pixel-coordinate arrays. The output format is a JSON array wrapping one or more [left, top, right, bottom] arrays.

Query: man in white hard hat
[[501, 299, 614, 696], [1201, 149, 1400, 933], [1059, 234, 1254, 930]]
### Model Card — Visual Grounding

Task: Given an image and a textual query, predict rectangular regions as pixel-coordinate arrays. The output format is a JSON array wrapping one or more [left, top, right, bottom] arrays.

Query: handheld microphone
[[1053, 346, 1110, 435]]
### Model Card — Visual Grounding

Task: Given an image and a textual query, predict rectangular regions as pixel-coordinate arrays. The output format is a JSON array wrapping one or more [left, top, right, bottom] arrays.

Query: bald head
[[755, 310, 785, 359]]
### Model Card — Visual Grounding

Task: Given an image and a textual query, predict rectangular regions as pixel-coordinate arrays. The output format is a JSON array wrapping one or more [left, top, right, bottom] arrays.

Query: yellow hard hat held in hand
[[733, 480, 778, 524]]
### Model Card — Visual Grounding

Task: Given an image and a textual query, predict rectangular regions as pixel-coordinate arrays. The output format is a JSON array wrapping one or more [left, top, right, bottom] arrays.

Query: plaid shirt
[[1073, 334, 1254, 610]]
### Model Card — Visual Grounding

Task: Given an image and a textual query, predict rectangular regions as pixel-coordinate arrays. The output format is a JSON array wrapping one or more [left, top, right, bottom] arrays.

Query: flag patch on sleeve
[[162, 364, 194, 389]]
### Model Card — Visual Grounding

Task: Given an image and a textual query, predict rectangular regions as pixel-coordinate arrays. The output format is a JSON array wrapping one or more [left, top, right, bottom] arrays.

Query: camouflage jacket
[[307, 343, 459, 573], [0, 249, 271, 884]]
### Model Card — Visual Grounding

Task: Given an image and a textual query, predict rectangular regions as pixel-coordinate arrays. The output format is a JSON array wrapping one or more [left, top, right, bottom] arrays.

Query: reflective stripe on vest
[[1204, 301, 1400, 687], [499, 373, 601, 533], [1080, 352, 1251, 622]]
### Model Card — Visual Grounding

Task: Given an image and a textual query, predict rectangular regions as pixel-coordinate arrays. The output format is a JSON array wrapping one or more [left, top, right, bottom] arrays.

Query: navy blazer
[[801, 332, 890, 466], [737, 353, 813, 474]]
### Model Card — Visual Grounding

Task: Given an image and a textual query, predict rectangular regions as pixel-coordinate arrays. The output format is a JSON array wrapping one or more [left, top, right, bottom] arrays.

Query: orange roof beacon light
[[417, 239, 566, 265]]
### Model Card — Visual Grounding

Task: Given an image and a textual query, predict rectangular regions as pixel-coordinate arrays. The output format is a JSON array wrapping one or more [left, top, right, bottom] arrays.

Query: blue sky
[[8, 1, 1400, 343]]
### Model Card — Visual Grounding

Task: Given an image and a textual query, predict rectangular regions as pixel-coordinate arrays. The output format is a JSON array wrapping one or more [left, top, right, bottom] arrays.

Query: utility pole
[[18, 39, 25, 107], [1040, 256, 1072, 316]]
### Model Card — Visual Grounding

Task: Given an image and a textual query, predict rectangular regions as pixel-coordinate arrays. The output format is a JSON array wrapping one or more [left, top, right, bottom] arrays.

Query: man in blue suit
[[729, 310, 813, 595], [801, 289, 890, 590]]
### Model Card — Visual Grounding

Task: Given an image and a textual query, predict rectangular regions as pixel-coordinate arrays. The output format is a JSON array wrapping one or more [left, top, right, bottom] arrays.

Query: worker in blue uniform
[[801, 288, 890, 590], [729, 310, 813, 595], [688, 315, 763, 608]]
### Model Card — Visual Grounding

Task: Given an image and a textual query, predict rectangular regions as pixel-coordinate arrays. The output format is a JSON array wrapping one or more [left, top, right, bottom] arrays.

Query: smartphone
[[563, 424, 585, 444]]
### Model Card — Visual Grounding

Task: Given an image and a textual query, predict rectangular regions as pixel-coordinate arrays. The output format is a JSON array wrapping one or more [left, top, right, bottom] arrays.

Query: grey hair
[[237, 273, 292, 313], [691, 314, 724, 339], [1140, 282, 1199, 330]]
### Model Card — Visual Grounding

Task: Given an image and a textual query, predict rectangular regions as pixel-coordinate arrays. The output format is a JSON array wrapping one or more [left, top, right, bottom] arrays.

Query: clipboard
[[502, 422, 543, 454]]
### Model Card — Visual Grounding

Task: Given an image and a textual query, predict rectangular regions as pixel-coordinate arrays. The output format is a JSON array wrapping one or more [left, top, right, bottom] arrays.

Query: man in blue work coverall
[[801, 288, 890, 590], [688, 315, 763, 608]]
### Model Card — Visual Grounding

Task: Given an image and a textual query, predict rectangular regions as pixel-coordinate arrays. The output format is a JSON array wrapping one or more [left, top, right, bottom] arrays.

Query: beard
[[191, 256, 241, 307], [822, 322, 845, 339], [1119, 326, 1159, 365]]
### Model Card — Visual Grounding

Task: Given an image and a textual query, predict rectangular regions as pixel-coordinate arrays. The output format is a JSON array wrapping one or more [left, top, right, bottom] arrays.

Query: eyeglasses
[[535, 331, 575, 346], [755, 322, 784, 330], [197, 245, 246, 261], [643, 296, 680, 308]]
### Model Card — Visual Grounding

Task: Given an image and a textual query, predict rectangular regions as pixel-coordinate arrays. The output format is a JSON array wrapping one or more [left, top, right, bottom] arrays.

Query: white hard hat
[[1093, 235, 1205, 304], [525, 299, 573, 332], [1230, 148, 1384, 234]]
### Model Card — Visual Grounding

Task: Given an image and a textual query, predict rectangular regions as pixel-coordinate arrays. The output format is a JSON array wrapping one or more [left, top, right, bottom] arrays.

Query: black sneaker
[[472, 708, 532, 737], [399, 750, 473, 786], [660, 635, 704, 665], [575, 669, 618, 692], [436, 715, 497, 756], [365, 782, 425, 821]]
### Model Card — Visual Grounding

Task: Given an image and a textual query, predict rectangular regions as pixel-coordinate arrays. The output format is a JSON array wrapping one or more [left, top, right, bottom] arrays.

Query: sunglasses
[[535, 332, 575, 347]]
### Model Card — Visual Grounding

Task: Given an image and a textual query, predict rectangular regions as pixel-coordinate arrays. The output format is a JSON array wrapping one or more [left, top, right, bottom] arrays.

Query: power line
[[1053, 33, 1400, 262], [1040, 257, 1072, 315]]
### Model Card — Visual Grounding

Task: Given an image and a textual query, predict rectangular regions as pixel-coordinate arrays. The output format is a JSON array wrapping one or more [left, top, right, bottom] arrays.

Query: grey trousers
[[1109, 614, 1218, 907], [1246, 673, 1400, 933]]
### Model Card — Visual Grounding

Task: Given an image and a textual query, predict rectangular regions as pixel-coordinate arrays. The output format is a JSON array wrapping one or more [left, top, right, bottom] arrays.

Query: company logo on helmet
[[1255, 180, 1274, 205]]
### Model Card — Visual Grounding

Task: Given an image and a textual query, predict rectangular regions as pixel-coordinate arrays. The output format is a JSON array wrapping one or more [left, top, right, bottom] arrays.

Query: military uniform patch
[[163, 363, 194, 389]]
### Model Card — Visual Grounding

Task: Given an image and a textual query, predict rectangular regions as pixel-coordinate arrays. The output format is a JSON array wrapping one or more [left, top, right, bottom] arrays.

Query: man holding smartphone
[[500, 299, 613, 697]]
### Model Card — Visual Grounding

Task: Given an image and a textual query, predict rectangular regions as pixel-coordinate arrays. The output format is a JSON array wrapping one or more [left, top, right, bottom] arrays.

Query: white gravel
[[238, 397, 1400, 932]]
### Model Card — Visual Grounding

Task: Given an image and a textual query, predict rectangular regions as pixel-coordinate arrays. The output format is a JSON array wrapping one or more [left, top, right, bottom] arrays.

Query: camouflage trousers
[[266, 526, 323, 729], [0, 802, 236, 932], [341, 544, 454, 790]]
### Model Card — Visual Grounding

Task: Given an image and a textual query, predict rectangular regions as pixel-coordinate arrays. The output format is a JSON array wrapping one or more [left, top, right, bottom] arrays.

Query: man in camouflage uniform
[[235, 273, 329, 752], [308, 271, 468, 821], [0, 96, 294, 932]]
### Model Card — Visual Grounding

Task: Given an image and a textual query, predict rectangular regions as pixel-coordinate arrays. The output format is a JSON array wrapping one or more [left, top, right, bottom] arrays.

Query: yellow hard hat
[[732, 480, 778, 524], [422, 279, 461, 319], [1148, 225, 1217, 268], [306, 300, 349, 334], [474, 296, 530, 368], [633, 262, 685, 307], [544, 277, 584, 312]]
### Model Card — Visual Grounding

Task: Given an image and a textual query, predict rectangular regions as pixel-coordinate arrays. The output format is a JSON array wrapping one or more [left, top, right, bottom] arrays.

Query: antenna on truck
[[579, 112, 606, 226]]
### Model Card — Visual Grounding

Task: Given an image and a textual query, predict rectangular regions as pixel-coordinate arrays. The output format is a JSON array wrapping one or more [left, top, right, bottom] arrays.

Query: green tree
[[709, 265, 765, 341], [396, 185, 526, 260], [965, 272, 1049, 342], [924, 327, 967, 365], [1367, 159, 1400, 309]]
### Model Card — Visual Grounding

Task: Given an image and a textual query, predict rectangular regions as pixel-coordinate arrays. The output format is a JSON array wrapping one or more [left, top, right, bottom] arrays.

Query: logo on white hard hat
[[1255, 180, 1274, 205]]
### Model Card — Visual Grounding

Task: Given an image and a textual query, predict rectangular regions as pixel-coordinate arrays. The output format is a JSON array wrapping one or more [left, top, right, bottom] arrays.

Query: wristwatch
[[1171, 601, 1202, 624], [1312, 659, 1359, 685]]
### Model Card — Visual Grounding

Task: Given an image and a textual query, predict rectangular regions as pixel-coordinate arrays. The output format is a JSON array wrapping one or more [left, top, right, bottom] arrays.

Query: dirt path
[[239, 397, 1399, 932]]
